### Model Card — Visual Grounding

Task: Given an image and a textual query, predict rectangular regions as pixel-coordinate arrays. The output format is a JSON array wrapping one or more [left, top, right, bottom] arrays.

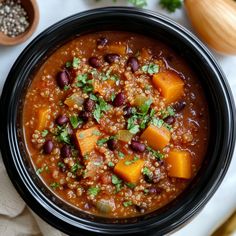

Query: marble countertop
[[0, 1, 236, 235]]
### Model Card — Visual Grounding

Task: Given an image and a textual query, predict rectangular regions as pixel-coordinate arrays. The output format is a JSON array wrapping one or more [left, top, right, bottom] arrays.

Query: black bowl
[[0, 7, 235, 236]]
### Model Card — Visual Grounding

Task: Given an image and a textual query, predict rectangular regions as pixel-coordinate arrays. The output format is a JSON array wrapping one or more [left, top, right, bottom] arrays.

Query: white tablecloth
[[0, 1, 236, 236]]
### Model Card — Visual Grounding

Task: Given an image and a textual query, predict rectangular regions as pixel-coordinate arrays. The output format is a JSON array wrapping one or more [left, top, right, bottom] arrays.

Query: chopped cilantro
[[108, 161, 115, 167], [152, 117, 164, 128], [97, 138, 109, 146], [71, 163, 82, 173], [118, 151, 125, 158], [123, 201, 133, 207], [88, 186, 100, 197], [128, 0, 147, 7], [79, 133, 85, 138], [139, 99, 152, 114], [112, 174, 123, 192], [142, 167, 152, 180], [41, 130, 48, 137], [144, 189, 149, 194], [142, 63, 159, 75], [65, 61, 72, 68], [126, 182, 136, 189], [36, 168, 43, 174], [124, 156, 139, 165], [50, 182, 60, 189], [159, 0, 183, 13], [58, 162, 65, 169], [70, 115, 82, 129], [72, 57, 80, 68], [127, 115, 140, 134], [112, 174, 122, 185], [89, 94, 98, 101], [93, 97, 110, 123], [63, 85, 70, 91], [57, 126, 71, 144], [161, 106, 175, 119], [147, 146, 164, 160], [110, 92, 116, 102]]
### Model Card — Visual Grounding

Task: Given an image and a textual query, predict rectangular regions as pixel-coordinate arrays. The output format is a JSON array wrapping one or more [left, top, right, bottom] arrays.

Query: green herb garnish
[[93, 97, 110, 123], [72, 57, 80, 68], [147, 146, 164, 160], [142, 167, 153, 180], [142, 63, 159, 75], [126, 182, 136, 189], [57, 126, 71, 144], [123, 201, 133, 207], [50, 182, 60, 189], [159, 0, 183, 13], [70, 115, 82, 129], [112, 174, 123, 193], [71, 163, 82, 173], [108, 161, 115, 167], [124, 156, 139, 166], [88, 186, 100, 197], [118, 151, 125, 158], [97, 138, 109, 146], [36, 168, 43, 174], [41, 130, 48, 137]]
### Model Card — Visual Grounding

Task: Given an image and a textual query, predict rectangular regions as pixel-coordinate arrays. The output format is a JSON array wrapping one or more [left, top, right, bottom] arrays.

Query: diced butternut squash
[[116, 130, 133, 143], [106, 43, 127, 55], [76, 126, 100, 156], [114, 156, 144, 184], [64, 93, 84, 109], [140, 124, 171, 150], [37, 107, 50, 130], [152, 71, 184, 104], [165, 150, 192, 179]]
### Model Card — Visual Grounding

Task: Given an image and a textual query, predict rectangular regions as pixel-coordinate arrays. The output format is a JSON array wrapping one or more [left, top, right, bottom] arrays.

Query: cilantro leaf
[[88, 186, 100, 197], [142, 63, 159, 75], [128, 0, 147, 7], [123, 201, 133, 207], [72, 57, 80, 68], [97, 138, 109, 146], [41, 130, 48, 137], [57, 126, 71, 144], [139, 98, 152, 114], [50, 182, 60, 189], [70, 115, 82, 129], [147, 146, 164, 160], [159, 0, 183, 13], [142, 167, 153, 180]]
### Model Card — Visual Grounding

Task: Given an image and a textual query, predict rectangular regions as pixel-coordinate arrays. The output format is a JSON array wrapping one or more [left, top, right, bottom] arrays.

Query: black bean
[[88, 56, 100, 68], [43, 140, 54, 154], [123, 106, 133, 118], [127, 57, 139, 72], [173, 101, 186, 112], [79, 111, 91, 122], [56, 115, 69, 126], [61, 144, 71, 158], [104, 53, 120, 64], [113, 92, 125, 107], [163, 116, 175, 125], [130, 141, 145, 152], [84, 98, 95, 112], [97, 37, 108, 47], [56, 70, 70, 89], [107, 139, 117, 151]]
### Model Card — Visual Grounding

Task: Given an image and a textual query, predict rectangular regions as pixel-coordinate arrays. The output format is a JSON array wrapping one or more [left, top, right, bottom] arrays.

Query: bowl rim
[[0, 7, 235, 236]]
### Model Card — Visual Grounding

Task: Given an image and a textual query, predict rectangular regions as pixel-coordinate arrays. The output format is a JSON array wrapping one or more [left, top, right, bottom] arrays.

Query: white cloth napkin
[[0, 1, 236, 236]]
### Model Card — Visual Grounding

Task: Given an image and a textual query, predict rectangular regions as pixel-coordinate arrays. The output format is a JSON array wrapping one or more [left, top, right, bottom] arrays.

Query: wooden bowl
[[0, 0, 39, 46]]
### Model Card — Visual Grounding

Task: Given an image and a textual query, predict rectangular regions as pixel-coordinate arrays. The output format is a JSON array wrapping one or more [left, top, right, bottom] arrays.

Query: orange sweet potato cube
[[114, 156, 145, 184], [37, 107, 50, 130], [165, 150, 192, 179], [153, 71, 184, 104], [76, 126, 100, 156], [140, 124, 171, 150]]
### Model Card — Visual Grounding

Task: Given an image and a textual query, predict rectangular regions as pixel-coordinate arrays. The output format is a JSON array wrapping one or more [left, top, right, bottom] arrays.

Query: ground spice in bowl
[[0, 0, 29, 37]]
